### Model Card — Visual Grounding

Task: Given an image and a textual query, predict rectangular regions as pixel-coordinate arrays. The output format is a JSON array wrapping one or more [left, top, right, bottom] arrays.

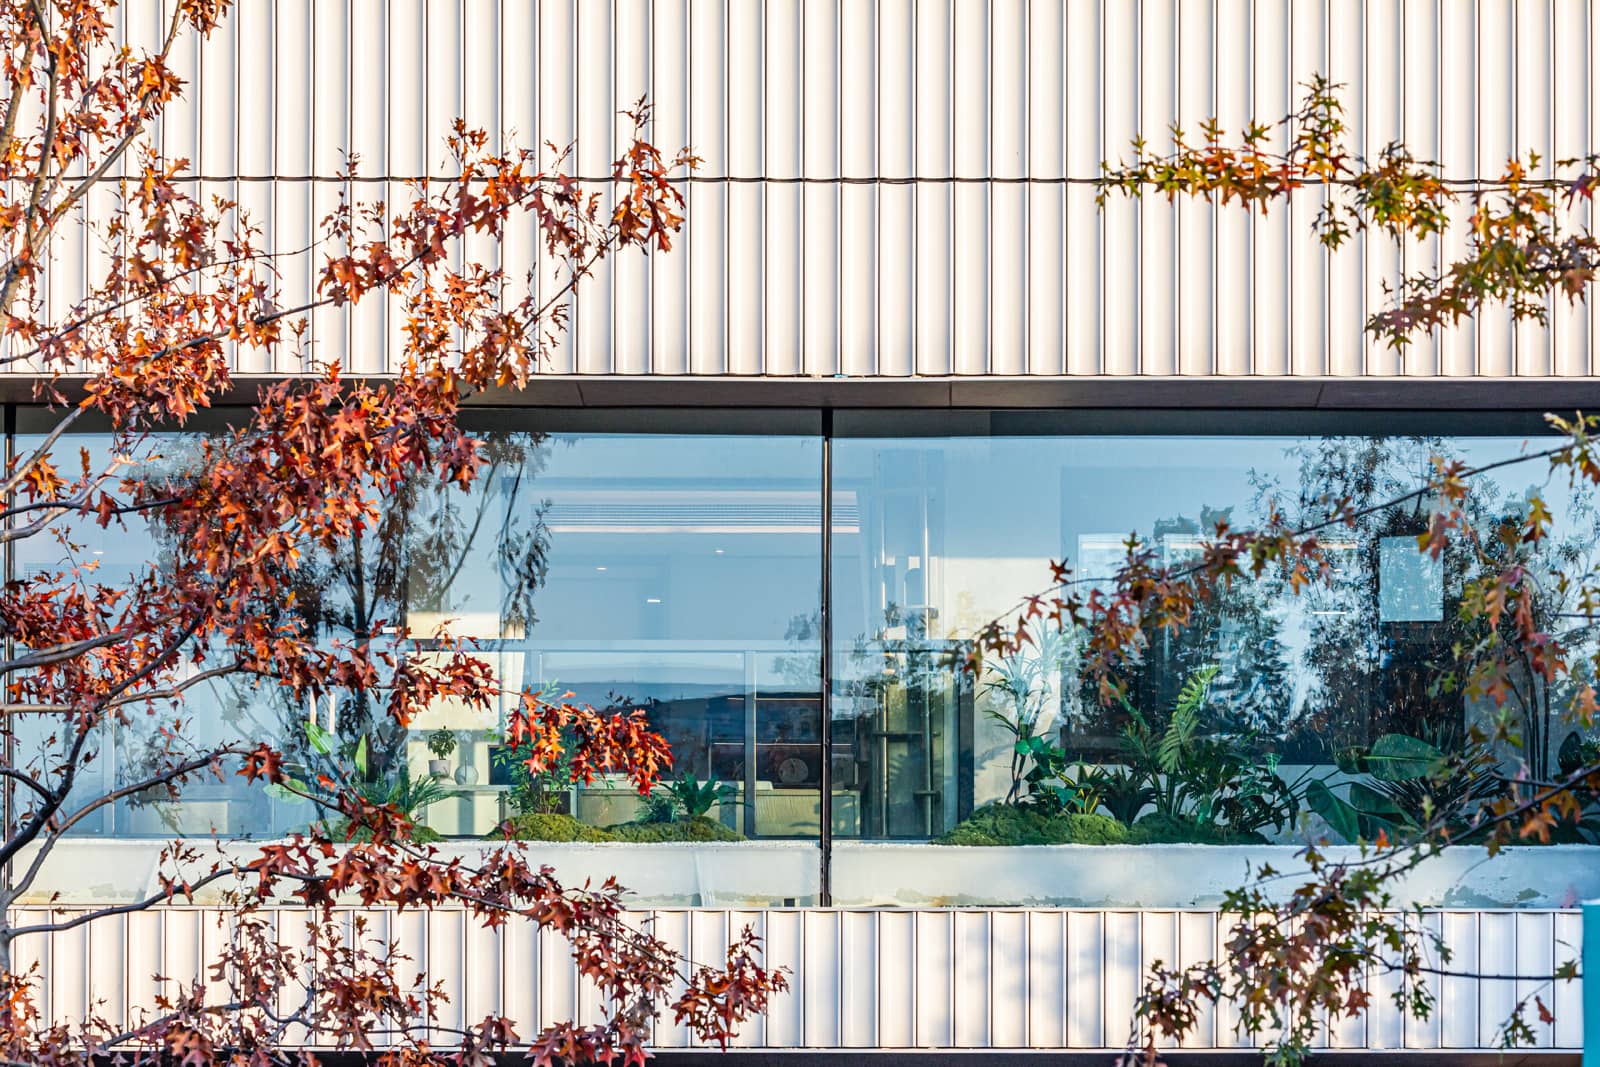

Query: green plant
[[1118, 666, 1210, 821], [1156, 667, 1214, 776], [1115, 668, 1210, 821], [661, 772, 735, 821], [492, 718, 575, 816], [328, 764, 456, 843], [1086, 763, 1158, 826], [983, 622, 1073, 805], [1013, 734, 1066, 808], [608, 816, 744, 843], [268, 721, 457, 842], [1129, 812, 1269, 845], [497, 811, 747, 843], [1306, 733, 1502, 843], [1000, 733, 1109, 816], [1113, 666, 1306, 839], [426, 727, 457, 760], [1558, 730, 1600, 777], [496, 812, 614, 842], [1544, 731, 1600, 841], [641, 790, 678, 824], [933, 804, 1130, 846]]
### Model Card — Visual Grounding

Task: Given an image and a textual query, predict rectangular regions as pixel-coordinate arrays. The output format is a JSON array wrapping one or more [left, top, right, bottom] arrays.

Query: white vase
[[428, 759, 450, 778], [454, 763, 479, 786]]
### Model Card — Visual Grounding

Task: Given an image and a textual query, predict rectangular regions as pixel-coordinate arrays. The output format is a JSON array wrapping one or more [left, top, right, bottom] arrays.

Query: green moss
[[933, 805, 1130, 846], [498, 812, 616, 842], [326, 820, 445, 845], [1130, 813, 1268, 845], [494, 813, 746, 843], [606, 816, 744, 842]]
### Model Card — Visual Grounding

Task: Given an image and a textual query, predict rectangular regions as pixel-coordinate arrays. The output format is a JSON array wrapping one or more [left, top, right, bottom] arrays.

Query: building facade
[[16, 0, 1600, 1059]]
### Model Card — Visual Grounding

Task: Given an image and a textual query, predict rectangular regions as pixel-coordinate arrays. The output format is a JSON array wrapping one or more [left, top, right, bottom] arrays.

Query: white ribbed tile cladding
[[27, 0, 1600, 380], [10, 906, 1582, 1052]]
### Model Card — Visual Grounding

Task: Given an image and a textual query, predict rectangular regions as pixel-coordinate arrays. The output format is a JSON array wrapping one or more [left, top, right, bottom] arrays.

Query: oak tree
[[0, 2, 783, 1065]]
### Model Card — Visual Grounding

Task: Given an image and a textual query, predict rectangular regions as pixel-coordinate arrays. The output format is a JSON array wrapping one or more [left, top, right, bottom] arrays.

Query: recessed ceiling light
[[646, 597, 662, 604], [595, 565, 607, 571], [713, 548, 724, 555]]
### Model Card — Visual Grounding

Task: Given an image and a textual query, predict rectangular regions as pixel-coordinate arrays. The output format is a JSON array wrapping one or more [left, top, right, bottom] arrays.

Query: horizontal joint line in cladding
[[82, 173, 1550, 188]]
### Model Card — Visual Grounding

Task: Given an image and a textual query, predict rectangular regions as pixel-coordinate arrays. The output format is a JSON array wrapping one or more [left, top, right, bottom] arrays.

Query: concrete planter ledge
[[16, 838, 1594, 910], [16, 838, 823, 909], [830, 841, 1600, 909]]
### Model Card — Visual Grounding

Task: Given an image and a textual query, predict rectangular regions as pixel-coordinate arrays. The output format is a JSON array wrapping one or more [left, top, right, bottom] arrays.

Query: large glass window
[[832, 429, 1593, 847], [8, 430, 306, 840], [9, 421, 824, 850], [12, 411, 1597, 890]]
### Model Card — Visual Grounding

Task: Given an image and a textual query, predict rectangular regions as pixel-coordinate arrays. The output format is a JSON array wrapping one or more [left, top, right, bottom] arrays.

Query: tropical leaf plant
[[662, 773, 736, 821], [983, 621, 1074, 804], [1157, 665, 1216, 775], [1108, 666, 1304, 837], [1307, 733, 1502, 843]]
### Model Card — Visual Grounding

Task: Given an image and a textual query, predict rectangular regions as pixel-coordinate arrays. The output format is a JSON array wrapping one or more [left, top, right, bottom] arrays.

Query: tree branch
[[6, 860, 249, 940], [0, 612, 201, 872]]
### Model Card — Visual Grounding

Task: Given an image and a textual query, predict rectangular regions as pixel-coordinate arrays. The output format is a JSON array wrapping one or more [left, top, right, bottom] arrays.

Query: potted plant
[[426, 727, 457, 778]]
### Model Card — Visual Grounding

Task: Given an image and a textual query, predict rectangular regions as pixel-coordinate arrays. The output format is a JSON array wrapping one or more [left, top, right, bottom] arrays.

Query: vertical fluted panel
[[17, 0, 1595, 380], [8, 907, 1579, 1051]]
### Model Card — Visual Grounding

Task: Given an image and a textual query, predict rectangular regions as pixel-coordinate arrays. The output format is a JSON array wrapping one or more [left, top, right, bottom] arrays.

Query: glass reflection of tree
[[228, 431, 556, 812], [1065, 437, 1480, 762], [774, 609, 823, 691], [1069, 506, 1295, 756], [1454, 492, 1600, 781], [1256, 437, 1442, 758], [407, 433, 558, 640], [110, 437, 286, 829], [1255, 436, 1600, 768]]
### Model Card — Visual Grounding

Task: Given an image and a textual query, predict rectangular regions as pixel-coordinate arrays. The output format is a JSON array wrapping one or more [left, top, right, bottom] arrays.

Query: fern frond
[[1176, 664, 1219, 717], [1158, 665, 1217, 774]]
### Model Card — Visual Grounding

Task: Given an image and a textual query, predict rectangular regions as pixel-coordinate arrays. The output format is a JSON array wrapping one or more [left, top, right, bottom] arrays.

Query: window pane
[[831, 432, 1588, 858], [10, 428, 824, 868], [409, 432, 824, 842]]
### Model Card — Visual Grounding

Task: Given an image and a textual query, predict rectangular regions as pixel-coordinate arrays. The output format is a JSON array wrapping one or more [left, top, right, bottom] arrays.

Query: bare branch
[[6, 861, 249, 940]]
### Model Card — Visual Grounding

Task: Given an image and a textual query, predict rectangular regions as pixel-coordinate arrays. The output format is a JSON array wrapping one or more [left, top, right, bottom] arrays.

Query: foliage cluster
[[974, 665, 1306, 845], [1099, 72, 1600, 351], [935, 806, 1130, 846], [0, 2, 785, 1063], [1305, 733, 1502, 844], [426, 727, 458, 761], [643, 773, 736, 824], [973, 73, 1600, 1061]]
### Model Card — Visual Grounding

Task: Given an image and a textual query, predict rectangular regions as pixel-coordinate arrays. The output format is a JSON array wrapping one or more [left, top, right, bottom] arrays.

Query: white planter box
[[830, 841, 1600, 908], [18, 837, 1595, 910], [16, 838, 824, 908]]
